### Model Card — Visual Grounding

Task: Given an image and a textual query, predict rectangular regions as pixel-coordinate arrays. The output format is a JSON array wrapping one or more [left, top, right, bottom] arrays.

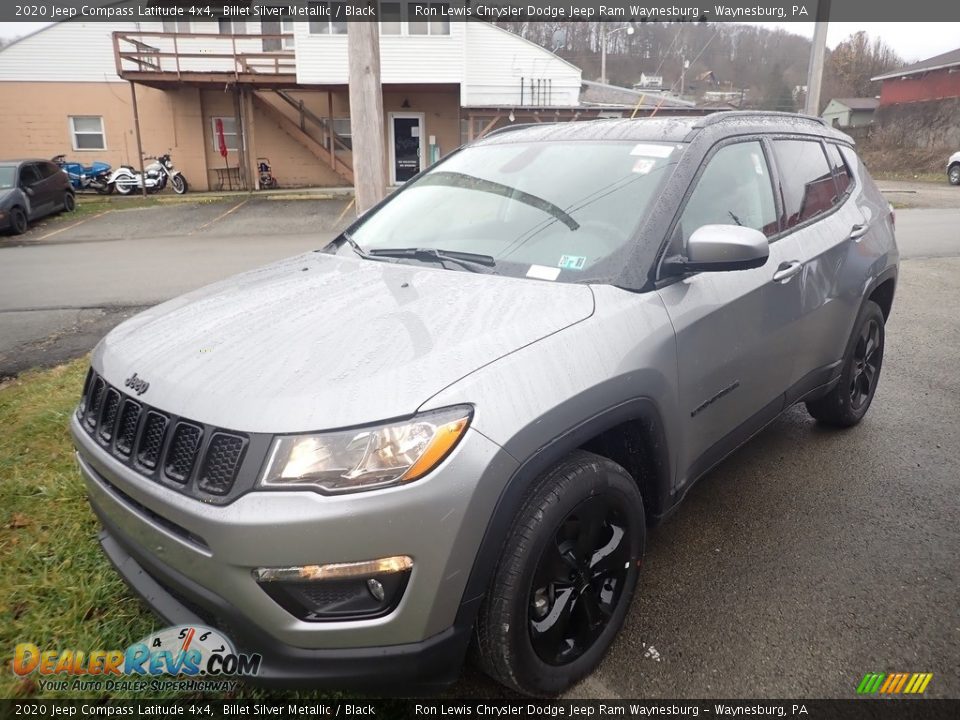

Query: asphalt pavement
[[0, 191, 957, 699]]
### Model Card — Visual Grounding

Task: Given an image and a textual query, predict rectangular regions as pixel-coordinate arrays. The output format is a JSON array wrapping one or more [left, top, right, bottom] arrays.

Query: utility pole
[[347, 20, 386, 214], [128, 81, 147, 198], [600, 24, 608, 85], [804, 0, 831, 115]]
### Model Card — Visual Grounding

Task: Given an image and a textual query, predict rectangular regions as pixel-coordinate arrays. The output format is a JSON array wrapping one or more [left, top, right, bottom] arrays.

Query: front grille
[[198, 433, 246, 496], [165, 423, 202, 483], [137, 412, 168, 470], [98, 390, 121, 443], [115, 400, 141, 456], [84, 377, 105, 430], [76, 370, 248, 501]]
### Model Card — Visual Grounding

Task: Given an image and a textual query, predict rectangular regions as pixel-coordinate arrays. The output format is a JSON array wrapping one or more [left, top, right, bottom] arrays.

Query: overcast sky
[[1, 21, 957, 63]]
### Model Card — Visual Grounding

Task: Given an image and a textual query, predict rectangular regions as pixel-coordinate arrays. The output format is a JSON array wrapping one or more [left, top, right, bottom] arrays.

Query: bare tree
[[822, 31, 903, 107]]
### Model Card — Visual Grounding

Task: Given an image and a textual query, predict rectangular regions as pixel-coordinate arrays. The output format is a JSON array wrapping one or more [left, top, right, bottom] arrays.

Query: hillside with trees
[[494, 22, 903, 112]]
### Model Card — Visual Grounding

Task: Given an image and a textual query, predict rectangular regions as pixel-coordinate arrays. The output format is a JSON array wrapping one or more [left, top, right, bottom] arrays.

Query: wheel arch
[[865, 265, 898, 321], [456, 398, 672, 623]]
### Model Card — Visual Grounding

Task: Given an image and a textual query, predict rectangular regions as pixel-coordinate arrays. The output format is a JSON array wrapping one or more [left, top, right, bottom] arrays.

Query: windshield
[[346, 140, 683, 283], [0, 166, 15, 190]]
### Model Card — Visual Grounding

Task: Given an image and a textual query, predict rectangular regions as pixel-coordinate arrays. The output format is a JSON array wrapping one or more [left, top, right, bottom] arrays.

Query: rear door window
[[824, 143, 853, 198], [774, 139, 836, 228], [676, 140, 778, 245], [39, 162, 61, 179], [19, 164, 42, 187]]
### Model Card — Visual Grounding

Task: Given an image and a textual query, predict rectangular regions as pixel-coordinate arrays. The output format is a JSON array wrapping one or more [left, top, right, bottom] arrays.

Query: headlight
[[259, 405, 472, 494]]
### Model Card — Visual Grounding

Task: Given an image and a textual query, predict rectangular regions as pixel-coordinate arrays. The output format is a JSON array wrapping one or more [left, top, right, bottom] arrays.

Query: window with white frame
[[380, 1, 402, 34], [70, 116, 105, 151], [379, 2, 450, 36], [309, 2, 348, 34], [282, 20, 296, 48], [210, 117, 239, 152], [218, 19, 247, 35], [162, 21, 192, 33]]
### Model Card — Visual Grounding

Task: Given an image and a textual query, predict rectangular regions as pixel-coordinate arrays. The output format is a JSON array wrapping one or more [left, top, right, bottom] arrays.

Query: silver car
[[71, 112, 898, 696]]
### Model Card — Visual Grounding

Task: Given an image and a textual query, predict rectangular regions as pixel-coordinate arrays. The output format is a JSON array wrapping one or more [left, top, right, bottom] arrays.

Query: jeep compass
[[72, 112, 898, 696]]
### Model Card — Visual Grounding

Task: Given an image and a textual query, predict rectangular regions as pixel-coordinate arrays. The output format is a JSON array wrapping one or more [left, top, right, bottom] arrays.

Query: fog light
[[367, 578, 385, 602], [254, 556, 412, 622]]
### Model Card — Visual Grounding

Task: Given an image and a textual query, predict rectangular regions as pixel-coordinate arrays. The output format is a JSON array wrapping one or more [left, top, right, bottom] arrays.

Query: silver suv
[[72, 112, 898, 697]]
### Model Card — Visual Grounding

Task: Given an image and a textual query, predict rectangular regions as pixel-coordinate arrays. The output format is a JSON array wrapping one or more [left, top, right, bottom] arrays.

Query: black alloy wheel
[[806, 300, 885, 427], [475, 450, 645, 696], [529, 495, 632, 665], [850, 317, 882, 410]]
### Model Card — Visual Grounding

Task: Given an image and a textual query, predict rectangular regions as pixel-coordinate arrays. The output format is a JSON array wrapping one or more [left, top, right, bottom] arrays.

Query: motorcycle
[[52, 154, 113, 194], [108, 153, 188, 195]]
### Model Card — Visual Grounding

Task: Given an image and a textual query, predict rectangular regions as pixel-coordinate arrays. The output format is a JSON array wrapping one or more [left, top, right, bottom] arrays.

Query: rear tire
[[63, 192, 76, 213], [8, 206, 28, 235], [474, 450, 645, 697], [114, 178, 133, 195], [806, 300, 885, 427], [949, 164, 960, 186]]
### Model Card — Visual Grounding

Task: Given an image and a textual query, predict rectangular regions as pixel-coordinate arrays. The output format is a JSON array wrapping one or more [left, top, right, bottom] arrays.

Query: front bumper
[[72, 413, 518, 684], [95, 514, 473, 688]]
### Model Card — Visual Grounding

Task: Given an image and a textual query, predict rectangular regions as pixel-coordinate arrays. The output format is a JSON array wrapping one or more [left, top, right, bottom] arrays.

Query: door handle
[[849, 223, 869, 241], [772, 260, 803, 283]]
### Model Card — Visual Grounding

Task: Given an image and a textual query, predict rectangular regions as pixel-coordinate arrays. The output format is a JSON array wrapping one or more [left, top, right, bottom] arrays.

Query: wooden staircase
[[252, 90, 354, 184]]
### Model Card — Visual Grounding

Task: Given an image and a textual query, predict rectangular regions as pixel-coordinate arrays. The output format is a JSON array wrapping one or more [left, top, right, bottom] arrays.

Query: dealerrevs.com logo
[[12, 625, 261, 692]]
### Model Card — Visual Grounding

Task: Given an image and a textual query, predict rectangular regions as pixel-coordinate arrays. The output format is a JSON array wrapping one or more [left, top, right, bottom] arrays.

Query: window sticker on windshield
[[632, 158, 657, 175], [751, 152, 765, 175], [630, 143, 674, 158], [558, 255, 586, 270], [526, 264, 562, 281]]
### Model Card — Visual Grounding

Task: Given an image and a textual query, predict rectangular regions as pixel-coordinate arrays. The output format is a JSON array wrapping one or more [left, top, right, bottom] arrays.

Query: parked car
[[71, 112, 897, 697], [948, 151, 960, 185], [0, 159, 75, 235]]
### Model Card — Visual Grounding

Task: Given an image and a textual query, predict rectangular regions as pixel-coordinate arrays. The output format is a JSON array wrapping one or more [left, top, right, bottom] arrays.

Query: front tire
[[806, 300, 885, 427], [171, 174, 188, 194], [949, 164, 960, 186], [8, 206, 28, 235], [475, 450, 645, 696]]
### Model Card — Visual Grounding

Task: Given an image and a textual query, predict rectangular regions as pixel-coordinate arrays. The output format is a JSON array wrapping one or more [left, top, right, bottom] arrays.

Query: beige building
[[0, 15, 599, 192]]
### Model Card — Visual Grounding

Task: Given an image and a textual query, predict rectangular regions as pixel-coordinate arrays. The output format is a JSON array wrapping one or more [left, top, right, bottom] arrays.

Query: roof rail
[[696, 110, 829, 128], [482, 122, 544, 139]]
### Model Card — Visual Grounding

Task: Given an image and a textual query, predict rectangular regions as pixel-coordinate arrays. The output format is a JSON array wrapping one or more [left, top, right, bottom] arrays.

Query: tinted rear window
[[774, 140, 836, 228], [824, 143, 853, 198]]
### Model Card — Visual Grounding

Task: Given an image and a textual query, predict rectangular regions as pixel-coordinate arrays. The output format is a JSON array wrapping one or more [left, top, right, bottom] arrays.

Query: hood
[[0, 188, 17, 208], [95, 252, 594, 433]]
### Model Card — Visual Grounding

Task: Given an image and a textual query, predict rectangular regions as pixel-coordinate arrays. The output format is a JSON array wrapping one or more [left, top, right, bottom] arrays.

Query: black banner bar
[[3, 1, 960, 23], [2, 700, 960, 720]]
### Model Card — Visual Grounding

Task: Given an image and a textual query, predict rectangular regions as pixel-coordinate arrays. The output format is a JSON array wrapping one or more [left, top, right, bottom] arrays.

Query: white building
[[0, 9, 584, 190]]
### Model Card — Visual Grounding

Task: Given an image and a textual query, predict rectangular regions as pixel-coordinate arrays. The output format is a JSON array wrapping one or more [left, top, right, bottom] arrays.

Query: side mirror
[[22, 186, 34, 197], [663, 224, 769, 275]]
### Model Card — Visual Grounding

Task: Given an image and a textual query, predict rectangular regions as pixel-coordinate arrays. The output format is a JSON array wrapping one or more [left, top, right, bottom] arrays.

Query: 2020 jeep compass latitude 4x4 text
[[72, 112, 898, 696]]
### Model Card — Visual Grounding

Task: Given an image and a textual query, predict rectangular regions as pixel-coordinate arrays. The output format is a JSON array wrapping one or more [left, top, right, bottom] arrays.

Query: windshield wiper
[[418, 171, 580, 231], [368, 247, 496, 273], [340, 230, 375, 259]]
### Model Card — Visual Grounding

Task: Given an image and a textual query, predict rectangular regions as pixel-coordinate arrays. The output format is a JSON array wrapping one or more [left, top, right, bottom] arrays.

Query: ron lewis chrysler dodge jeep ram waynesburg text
[[72, 112, 898, 697]]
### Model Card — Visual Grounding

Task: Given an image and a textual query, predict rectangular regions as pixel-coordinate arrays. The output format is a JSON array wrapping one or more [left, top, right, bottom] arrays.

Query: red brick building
[[872, 48, 960, 106]]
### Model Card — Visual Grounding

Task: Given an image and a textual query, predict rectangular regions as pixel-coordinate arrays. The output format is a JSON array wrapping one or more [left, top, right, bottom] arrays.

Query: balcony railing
[[113, 31, 297, 81]]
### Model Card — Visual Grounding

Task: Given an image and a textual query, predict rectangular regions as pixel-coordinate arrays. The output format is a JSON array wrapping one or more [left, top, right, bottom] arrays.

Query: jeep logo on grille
[[125, 373, 150, 396]]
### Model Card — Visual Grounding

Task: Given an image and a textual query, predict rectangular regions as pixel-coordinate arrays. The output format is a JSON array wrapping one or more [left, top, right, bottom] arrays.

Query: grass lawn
[[0, 359, 338, 700]]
